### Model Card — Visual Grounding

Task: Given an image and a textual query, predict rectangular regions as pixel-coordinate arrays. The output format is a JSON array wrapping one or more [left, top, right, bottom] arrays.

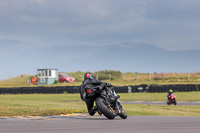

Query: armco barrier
[[0, 84, 200, 94]]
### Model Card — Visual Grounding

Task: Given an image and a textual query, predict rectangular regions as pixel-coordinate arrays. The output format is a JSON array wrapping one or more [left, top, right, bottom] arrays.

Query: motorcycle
[[84, 82, 127, 119], [166, 93, 177, 105]]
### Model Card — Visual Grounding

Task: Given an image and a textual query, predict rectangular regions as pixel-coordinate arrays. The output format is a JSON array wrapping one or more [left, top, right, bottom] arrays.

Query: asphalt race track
[[0, 115, 200, 133]]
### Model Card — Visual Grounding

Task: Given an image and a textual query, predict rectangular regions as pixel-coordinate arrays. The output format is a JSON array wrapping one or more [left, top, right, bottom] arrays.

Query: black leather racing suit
[[79, 78, 102, 116]]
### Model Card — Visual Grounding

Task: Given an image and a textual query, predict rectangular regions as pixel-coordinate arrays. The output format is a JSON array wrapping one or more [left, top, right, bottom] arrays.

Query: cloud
[[30, 0, 45, 5], [0, 0, 200, 50], [1, 0, 200, 79], [145, 0, 200, 20]]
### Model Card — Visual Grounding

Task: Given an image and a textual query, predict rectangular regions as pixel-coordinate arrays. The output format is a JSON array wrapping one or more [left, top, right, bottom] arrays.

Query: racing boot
[[89, 106, 98, 116]]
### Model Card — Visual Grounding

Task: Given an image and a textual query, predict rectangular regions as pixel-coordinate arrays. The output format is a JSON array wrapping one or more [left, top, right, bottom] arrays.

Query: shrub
[[94, 70, 122, 80]]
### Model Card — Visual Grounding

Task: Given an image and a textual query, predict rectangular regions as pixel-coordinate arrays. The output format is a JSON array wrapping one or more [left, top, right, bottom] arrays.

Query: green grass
[[124, 104, 200, 116], [119, 92, 200, 101], [0, 92, 200, 117], [0, 94, 85, 116]]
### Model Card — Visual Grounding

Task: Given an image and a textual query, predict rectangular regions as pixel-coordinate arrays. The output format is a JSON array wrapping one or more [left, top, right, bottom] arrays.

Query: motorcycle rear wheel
[[96, 97, 116, 119], [166, 100, 170, 105]]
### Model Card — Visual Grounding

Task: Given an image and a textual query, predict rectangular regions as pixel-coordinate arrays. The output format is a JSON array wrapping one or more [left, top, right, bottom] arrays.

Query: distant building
[[37, 69, 58, 85]]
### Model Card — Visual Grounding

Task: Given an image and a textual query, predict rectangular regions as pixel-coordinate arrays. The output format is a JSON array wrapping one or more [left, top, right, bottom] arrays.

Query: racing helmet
[[169, 89, 173, 93], [84, 72, 95, 80]]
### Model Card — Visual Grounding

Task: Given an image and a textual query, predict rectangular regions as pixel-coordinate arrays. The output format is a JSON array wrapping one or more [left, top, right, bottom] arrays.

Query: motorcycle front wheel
[[119, 108, 127, 119], [173, 99, 177, 105], [95, 97, 116, 119]]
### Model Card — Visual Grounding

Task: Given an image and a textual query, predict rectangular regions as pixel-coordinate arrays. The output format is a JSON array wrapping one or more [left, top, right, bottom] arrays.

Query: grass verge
[[0, 92, 200, 117], [124, 104, 200, 116]]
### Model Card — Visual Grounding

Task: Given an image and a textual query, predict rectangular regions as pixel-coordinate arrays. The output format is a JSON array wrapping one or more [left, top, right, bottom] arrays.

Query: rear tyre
[[119, 108, 127, 119], [166, 100, 170, 105], [95, 97, 116, 119]]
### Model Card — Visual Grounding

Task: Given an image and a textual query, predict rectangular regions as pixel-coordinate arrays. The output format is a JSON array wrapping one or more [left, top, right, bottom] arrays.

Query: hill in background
[[1, 40, 200, 80]]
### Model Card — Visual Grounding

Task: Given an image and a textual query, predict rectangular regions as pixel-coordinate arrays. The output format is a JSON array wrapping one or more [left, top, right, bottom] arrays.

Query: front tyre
[[95, 97, 116, 119], [119, 108, 127, 119], [173, 99, 177, 105]]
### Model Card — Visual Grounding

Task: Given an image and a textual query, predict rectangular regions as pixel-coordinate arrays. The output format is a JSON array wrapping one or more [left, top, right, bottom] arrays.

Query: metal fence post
[[109, 74, 112, 81], [149, 73, 151, 81], [188, 73, 190, 81]]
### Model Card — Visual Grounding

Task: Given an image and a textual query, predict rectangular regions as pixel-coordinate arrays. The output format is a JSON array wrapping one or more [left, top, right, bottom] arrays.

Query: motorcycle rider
[[167, 89, 173, 102], [79, 72, 102, 116], [79, 72, 119, 116]]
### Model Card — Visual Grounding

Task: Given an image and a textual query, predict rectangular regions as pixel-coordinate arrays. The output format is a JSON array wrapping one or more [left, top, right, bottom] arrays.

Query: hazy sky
[[0, 0, 200, 51], [0, 0, 200, 80]]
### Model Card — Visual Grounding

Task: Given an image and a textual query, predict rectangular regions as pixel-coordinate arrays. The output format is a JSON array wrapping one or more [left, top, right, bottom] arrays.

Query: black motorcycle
[[84, 82, 127, 119]]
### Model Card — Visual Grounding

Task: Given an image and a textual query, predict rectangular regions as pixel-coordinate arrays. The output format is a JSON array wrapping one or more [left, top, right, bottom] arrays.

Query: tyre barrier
[[0, 84, 200, 94]]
